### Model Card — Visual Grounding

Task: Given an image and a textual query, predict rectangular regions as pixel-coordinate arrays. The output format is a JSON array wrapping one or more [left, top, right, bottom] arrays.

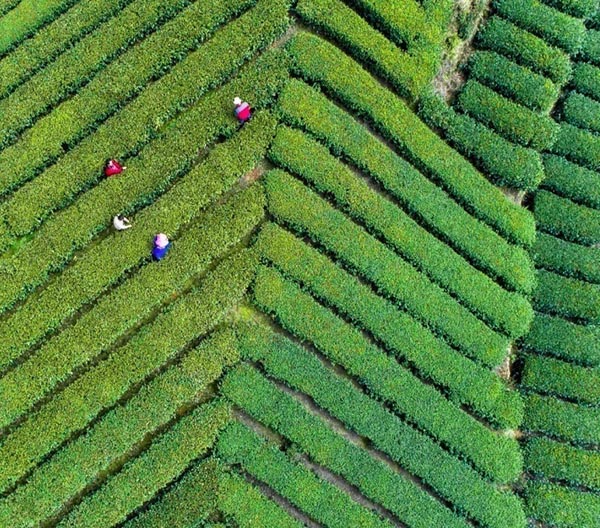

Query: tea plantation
[[0, 0, 598, 527]]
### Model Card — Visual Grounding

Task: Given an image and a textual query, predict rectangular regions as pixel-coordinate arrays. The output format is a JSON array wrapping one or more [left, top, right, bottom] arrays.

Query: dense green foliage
[[457, 80, 558, 149], [419, 92, 544, 190], [238, 323, 526, 528], [286, 31, 535, 246], [493, 0, 586, 53], [476, 16, 571, 84], [467, 50, 559, 112], [542, 154, 600, 209], [269, 125, 528, 347], [252, 263, 523, 483], [0, 251, 255, 494], [0, 330, 237, 526], [218, 422, 394, 528]]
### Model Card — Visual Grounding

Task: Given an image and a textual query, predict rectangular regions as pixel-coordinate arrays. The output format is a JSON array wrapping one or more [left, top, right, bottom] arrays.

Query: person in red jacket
[[233, 97, 252, 123], [105, 159, 126, 177]]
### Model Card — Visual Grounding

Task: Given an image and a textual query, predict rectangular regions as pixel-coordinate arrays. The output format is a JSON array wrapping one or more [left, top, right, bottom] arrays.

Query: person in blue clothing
[[152, 233, 170, 261]]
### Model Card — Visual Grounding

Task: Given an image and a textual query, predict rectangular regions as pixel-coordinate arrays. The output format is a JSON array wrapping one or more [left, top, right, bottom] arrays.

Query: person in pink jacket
[[233, 96, 252, 123], [105, 159, 126, 177]]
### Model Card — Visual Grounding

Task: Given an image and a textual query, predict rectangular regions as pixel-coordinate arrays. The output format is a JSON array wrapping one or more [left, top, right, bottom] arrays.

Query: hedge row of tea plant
[[269, 126, 527, 348], [222, 364, 469, 528], [252, 264, 523, 483], [0, 187, 263, 430], [493, 0, 586, 54], [276, 79, 535, 292], [419, 92, 544, 190], [0, 0, 80, 55], [467, 51, 559, 112], [237, 323, 526, 528], [456, 80, 558, 150], [217, 468, 304, 528], [0, 251, 254, 494], [0, 109, 277, 315], [264, 170, 528, 368], [217, 421, 394, 528], [522, 393, 600, 446], [542, 154, 600, 209], [0, 330, 237, 526], [0, 0, 289, 235], [286, 31, 535, 246]]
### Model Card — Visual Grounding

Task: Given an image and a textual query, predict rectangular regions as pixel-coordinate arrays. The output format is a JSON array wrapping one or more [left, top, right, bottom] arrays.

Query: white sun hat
[[154, 233, 169, 249], [233, 96, 242, 106]]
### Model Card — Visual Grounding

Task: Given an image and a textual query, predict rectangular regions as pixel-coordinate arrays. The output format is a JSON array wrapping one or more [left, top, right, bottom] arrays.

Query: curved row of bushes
[[277, 79, 535, 293], [238, 323, 526, 528], [0, 330, 237, 526], [286, 31, 535, 246], [269, 125, 526, 351], [252, 264, 523, 483]]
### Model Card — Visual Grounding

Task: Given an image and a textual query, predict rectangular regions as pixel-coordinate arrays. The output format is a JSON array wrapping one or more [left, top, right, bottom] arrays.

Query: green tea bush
[[57, 401, 231, 528], [252, 265, 523, 483], [344, 0, 450, 49], [456, 80, 558, 150], [0, 0, 79, 55], [534, 269, 600, 323], [523, 393, 600, 445], [0, 330, 237, 526], [265, 169, 529, 361], [286, 32, 535, 246], [0, 0, 132, 98], [551, 122, 600, 171], [540, 0, 598, 18], [581, 28, 600, 66], [563, 92, 600, 133], [467, 51, 559, 112], [0, 0, 289, 232], [534, 232, 600, 284], [0, 251, 254, 494], [217, 422, 393, 528], [0, 0, 192, 149], [269, 125, 528, 346], [419, 93, 544, 190], [0, 187, 263, 429], [542, 154, 600, 210], [277, 80, 535, 292], [535, 189, 600, 244], [521, 354, 600, 403], [526, 482, 600, 528], [525, 437, 600, 490], [520, 313, 600, 367], [125, 459, 221, 528], [476, 16, 571, 84], [222, 364, 469, 528], [238, 323, 527, 528], [256, 223, 520, 425], [493, 0, 586, 54], [218, 469, 304, 528], [571, 62, 600, 101]]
